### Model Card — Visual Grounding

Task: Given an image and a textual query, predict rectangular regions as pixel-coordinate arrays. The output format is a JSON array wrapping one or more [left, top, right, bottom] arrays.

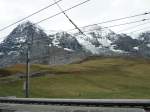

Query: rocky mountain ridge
[[0, 21, 150, 67]]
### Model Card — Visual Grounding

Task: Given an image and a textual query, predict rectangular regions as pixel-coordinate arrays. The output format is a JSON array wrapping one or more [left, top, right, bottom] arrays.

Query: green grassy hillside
[[0, 57, 150, 98]]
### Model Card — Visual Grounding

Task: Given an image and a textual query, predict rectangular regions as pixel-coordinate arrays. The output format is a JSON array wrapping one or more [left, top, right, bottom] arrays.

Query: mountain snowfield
[[0, 21, 150, 67], [73, 25, 121, 54]]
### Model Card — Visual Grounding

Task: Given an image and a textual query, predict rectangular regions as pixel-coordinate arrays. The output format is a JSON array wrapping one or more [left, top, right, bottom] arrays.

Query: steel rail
[[0, 98, 150, 108]]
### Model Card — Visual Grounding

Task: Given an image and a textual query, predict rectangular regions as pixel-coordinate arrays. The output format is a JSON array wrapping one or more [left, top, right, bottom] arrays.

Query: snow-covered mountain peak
[[6, 21, 49, 44], [73, 25, 115, 50], [14, 21, 45, 35]]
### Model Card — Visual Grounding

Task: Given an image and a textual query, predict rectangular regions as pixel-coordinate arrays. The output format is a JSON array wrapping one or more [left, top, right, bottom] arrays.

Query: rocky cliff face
[[0, 21, 87, 67], [50, 32, 83, 51], [136, 32, 150, 57]]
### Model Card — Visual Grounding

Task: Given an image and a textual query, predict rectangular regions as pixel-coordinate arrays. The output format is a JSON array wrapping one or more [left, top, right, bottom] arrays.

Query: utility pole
[[25, 41, 30, 98], [25, 24, 34, 98]]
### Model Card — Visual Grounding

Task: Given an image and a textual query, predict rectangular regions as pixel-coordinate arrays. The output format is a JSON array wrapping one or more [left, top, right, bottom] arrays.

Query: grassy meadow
[[0, 57, 150, 98]]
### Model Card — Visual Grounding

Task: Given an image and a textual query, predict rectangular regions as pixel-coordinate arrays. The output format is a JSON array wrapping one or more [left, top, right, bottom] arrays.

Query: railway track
[[0, 98, 150, 108]]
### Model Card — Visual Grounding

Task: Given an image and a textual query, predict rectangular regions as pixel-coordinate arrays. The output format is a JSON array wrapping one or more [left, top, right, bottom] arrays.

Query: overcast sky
[[0, 0, 150, 40]]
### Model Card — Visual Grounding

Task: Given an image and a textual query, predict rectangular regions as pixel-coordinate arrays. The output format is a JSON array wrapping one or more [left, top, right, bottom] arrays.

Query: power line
[[0, 0, 63, 32], [117, 21, 150, 33], [101, 18, 149, 29], [67, 18, 150, 33], [52, 0, 93, 44], [0, 0, 90, 37], [68, 11, 150, 31], [33, 0, 91, 39], [35, 0, 90, 25], [127, 26, 150, 34], [53, 0, 85, 34], [52, 0, 94, 40]]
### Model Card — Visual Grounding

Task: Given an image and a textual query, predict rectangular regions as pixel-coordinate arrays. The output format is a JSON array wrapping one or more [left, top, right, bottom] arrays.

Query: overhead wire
[[101, 19, 149, 29], [68, 11, 150, 32], [53, 0, 85, 34], [127, 26, 150, 35], [0, 0, 63, 32], [67, 18, 150, 34], [35, 0, 90, 26], [117, 21, 150, 33]]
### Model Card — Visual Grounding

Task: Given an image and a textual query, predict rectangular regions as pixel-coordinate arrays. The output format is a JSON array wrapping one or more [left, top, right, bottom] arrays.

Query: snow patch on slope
[[76, 35, 100, 54]]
